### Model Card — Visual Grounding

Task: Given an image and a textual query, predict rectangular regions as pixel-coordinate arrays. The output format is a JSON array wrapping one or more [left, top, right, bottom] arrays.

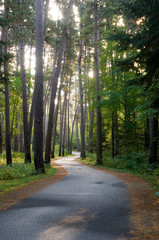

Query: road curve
[[0, 152, 132, 240]]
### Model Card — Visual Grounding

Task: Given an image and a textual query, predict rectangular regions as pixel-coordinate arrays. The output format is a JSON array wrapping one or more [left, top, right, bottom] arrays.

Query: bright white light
[[48, 0, 62, 21], [88, 70, 94, 78], [117, 17, 124, 27]]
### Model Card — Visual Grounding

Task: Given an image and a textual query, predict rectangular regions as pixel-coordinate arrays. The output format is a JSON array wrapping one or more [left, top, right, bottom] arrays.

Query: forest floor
[[77, 158, 159, 240], [0, 155, 158, 239]]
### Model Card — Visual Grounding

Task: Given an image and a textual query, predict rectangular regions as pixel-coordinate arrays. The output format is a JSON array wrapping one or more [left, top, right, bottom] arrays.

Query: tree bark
[[78, 39, 86, 159], [20, 122, 24, 153], [145, 118, 150, 150], [3, 0, 12, 165], [59, 92, 67, 156], [67, 95, 70, 153], [75, 83, 80, 151], [18, 0, 31, 163], [13, 112, 19, 152], [88, 108, 94, 153], [34, 0, 45, 173], [62, 95, 67, 156], [115, 111, 119, 156], [0, 113, 2, 153], [28, 0, 50, 148], [111, 112, 115, 158], [149, 117, 158, 166], [94, 0, 102, 164]]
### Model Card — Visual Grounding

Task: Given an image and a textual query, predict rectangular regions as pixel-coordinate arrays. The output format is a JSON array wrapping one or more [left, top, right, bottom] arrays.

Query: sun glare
[[48, 0, 62, 21]]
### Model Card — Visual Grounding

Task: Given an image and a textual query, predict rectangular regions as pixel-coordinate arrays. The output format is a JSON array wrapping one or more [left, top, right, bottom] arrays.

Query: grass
[[81, 151, 159, 192], [0, 152, 56, 193]]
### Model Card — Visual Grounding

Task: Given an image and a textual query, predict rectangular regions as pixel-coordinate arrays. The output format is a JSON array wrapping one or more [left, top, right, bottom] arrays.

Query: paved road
[[0, 153, 132, 240]]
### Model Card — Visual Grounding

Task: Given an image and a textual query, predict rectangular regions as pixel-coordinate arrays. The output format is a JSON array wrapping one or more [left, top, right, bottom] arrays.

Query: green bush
[[85, 151, 159, 176], [0, 163, 36, 180]]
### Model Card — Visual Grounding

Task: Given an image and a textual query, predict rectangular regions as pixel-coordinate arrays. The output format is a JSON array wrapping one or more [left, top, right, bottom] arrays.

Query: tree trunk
[[34, 0, 45, 173], [111, 112, 115, 158], [13, 112, 19, 152], [62, 96, 67, 156], [59, 92, 67, 156], [20, 123, 24, 153], [149, 117, 158, 166], [94, 0, 102, 164], [67, 96, 70, 153], [115, 111, 119, 156], [75, 83, 80, 151], [3, 0, 12, 165], [88, 108, 94, 153], [28, 0, 50, 149], [18, 0, 31, 163], [45, 0, 74, 164], [0, 113, 2, 153], [78, 39, 86, 159], [145, 118, 150, 150]]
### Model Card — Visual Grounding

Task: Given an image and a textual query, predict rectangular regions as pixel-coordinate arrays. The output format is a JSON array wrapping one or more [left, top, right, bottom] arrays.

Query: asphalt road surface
[[0, 152, 132, 240]]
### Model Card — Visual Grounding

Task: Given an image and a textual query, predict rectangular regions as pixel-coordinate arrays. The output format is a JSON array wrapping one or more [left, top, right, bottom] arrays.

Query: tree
[[108, 0, 159, 166], [45, 0, 74, 164], [2, 0, 12, 165], [34, 0, 45, 173], [18, 0, 31, 163], [94, 0, 102, 164], [78, 1, 86, 159]]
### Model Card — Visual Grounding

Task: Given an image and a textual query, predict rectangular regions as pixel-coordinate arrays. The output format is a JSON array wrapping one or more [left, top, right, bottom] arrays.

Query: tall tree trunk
[[34, 0, 45, 173], [111, 112, 115, 158], [124, 75, 128, 156], [51, 103, 58, 158], [18, 0, 31, 163], [149, 117, 158, 166], [0, 113, 2, 153], [78, 39, 86, 159], [45, 0, 74, 164], [145, 118, 150, 150], [88, 108, 94, 153], [67, 96, 70, 153], [59, 92, 67, 156], [75, 83, 80, 151], [94, 0, 102, 164], [62, 96, 67, 156], [14, 112, 19, 152], [3, 0, 12, 165], [115, 111, 119, 156], [28, 0, 50, 148], [20, 122, 24, 153]]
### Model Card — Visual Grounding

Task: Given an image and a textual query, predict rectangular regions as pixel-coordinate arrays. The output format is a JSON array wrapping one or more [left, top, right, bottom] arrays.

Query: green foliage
[[0, 164, 56, 193], [0, 163, 36, 180], [0, 151, 56, 192], [84, 151, 159, 176]]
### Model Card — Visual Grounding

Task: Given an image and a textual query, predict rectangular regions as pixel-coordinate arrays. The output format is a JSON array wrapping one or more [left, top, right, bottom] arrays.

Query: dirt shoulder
[[75, 158, 159, 240], [0, 158, 67, 211]]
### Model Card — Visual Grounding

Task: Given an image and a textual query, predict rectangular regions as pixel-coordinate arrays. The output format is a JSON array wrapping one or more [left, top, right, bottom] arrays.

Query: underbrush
[[0, 152, 56, 192], [0, 163, 36, 180]]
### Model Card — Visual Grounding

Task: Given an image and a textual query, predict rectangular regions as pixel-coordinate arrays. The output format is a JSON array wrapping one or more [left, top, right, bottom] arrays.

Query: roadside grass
[[81, 152, 159, 192], [0, 152, 56, 193]]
